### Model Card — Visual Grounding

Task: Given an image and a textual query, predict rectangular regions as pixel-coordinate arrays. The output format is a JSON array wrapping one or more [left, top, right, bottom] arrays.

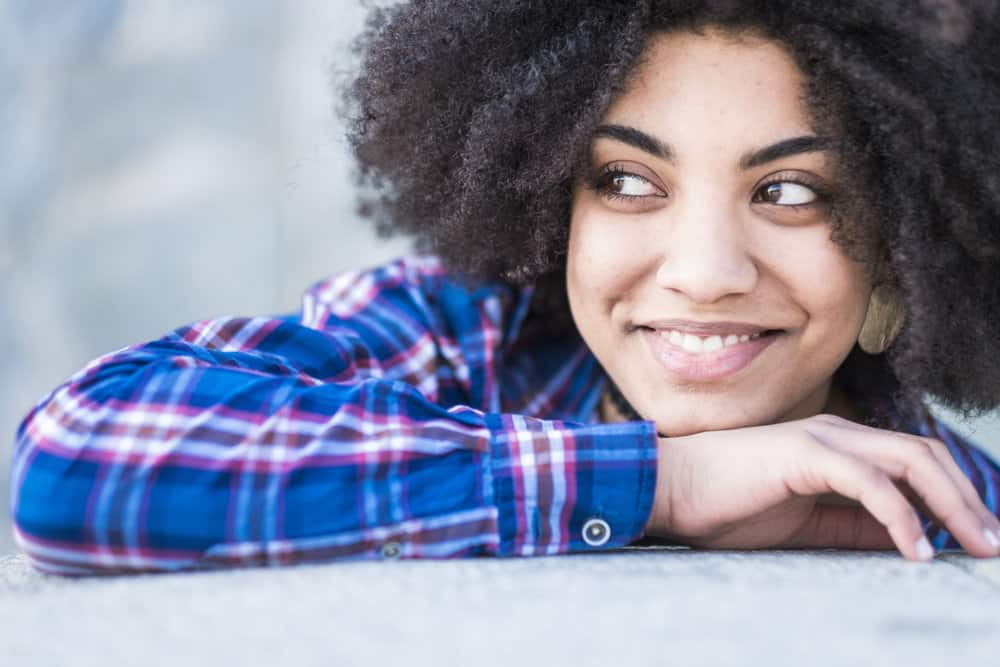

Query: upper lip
[[641, 319, 781, 336]]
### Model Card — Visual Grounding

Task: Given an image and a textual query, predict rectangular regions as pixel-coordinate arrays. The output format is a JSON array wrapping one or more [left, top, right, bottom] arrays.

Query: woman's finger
[[815, 415, 1000, 537], [918, 434, 1000, 537], [787, 442, 933, 561], [808, 416, 1000, 557]]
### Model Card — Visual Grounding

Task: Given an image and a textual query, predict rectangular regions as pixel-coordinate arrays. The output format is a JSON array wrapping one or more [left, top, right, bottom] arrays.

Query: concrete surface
[[2, 548, 999, 666]]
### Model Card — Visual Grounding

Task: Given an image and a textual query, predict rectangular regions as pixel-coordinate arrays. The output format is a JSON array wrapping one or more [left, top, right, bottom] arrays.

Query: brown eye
[[755, 182, 818, 206], [604, 172, 661, 198]]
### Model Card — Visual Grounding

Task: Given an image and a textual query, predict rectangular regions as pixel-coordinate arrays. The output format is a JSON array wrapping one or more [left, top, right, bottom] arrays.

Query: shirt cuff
[[484, 414, 658, 556]]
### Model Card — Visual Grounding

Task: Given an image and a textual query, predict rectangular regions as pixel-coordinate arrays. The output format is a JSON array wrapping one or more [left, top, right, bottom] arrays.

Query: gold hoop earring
[[858, 285, 906, 355]]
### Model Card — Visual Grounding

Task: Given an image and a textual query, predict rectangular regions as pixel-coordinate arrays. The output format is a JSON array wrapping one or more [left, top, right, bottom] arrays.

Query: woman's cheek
[[569, 210, 651, 301], [777, 236, 871, 338]]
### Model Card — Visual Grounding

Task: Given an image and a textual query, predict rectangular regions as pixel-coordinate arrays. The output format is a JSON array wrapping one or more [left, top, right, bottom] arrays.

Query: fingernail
[[915, 535, 935, 561], [986, 528, 1000, 550]]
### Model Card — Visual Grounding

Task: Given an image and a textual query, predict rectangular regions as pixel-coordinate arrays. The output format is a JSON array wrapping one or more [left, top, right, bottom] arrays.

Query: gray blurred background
[[0, 0, 406, 555], [1, 0, 998, 557]]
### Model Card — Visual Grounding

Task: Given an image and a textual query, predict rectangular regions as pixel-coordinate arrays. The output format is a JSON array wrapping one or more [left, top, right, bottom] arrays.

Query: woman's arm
[[9, 260, 657, 575]]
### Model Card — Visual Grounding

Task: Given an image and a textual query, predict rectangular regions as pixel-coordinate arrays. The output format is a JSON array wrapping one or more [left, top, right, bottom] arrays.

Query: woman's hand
[[645, 414, 1000, 561]]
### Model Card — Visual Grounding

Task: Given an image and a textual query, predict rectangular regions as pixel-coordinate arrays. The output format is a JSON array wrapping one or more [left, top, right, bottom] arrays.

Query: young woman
[[11, 0, 1000, 574]]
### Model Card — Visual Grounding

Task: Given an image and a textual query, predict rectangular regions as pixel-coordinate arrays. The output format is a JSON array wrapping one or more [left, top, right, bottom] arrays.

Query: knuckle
[[921, 437, 949, 458], [810, 413, 846, 427], [902, 454, 935, 484], [902, 444, 956, 492], [894, 434, 937, 463], [914, 438, 936, 458], [887, 429, 922, 447]]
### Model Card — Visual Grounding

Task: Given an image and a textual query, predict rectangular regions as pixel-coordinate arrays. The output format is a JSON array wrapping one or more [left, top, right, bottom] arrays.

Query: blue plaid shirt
[[9, 256, 999, 574]]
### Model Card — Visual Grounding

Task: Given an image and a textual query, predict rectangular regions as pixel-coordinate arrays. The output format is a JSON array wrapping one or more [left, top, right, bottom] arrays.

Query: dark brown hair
[[344, 0, 1000, 425]]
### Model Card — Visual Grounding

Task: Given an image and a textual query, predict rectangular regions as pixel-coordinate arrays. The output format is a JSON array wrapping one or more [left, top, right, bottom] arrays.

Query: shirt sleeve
[[9, 260, 658, 575], [914, 414, 1000, 551]]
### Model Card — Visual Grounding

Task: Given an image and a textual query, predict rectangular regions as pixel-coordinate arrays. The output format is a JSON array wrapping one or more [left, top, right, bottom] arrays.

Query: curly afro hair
[[343, 0, 1000, 426]]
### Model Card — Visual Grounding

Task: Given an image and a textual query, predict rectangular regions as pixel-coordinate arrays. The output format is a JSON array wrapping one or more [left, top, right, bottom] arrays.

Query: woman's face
[[567, 29, 873, 436]]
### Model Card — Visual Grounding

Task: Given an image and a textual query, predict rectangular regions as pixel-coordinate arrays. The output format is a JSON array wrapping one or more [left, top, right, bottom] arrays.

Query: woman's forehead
[[622, 30, 807, 110], [600, 30, 818, 161]]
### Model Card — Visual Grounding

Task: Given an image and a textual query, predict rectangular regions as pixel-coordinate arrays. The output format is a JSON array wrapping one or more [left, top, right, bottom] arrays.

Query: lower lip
[[641, 329, 783, 382]]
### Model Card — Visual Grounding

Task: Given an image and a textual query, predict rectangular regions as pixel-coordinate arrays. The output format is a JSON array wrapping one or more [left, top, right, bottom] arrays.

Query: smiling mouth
[[642, 327, 785, 355], [640, 327, 786, 381]]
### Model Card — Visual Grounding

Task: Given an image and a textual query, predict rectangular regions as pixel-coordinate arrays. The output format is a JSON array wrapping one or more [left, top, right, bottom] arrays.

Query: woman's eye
[[755, 182, 818, 206], [596, 170, 664, 199]]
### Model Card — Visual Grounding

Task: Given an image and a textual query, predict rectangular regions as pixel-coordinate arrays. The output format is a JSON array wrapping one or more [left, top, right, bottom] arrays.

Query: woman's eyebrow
[[592, 124, 826, 170], [739, 136, 827, 170], [593, 124, 673, 161]]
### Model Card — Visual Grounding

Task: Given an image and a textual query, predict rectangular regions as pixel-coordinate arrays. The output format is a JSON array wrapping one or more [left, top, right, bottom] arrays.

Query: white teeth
[[682, 334, 703, 353], [656, 328, 771, 353], [702, 335, 724, 353]]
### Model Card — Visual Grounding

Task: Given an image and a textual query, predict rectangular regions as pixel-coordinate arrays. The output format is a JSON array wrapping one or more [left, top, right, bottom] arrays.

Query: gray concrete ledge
[[2, 548, 999, 666]]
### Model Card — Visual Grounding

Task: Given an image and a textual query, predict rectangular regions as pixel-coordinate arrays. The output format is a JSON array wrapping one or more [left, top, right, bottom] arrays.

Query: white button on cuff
[[380, 541, 402, 560], [581, 518, 611, 547]]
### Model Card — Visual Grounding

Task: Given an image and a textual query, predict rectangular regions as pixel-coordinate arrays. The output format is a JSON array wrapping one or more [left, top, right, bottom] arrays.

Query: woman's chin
[[642, 407, 773, 438], [655, 424, 732, 438], [630, 378, 830, 436]]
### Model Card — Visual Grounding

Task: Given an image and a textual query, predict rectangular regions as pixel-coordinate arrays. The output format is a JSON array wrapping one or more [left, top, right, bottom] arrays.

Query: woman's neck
[[822, 382, 868, 423]]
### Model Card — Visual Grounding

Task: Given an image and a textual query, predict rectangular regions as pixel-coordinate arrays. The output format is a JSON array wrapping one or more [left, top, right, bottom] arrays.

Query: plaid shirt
[[10, 256, 1000, 574]]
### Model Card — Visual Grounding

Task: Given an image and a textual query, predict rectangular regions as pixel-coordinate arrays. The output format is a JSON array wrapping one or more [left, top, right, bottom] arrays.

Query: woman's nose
[[653, 203, 759, 304]]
